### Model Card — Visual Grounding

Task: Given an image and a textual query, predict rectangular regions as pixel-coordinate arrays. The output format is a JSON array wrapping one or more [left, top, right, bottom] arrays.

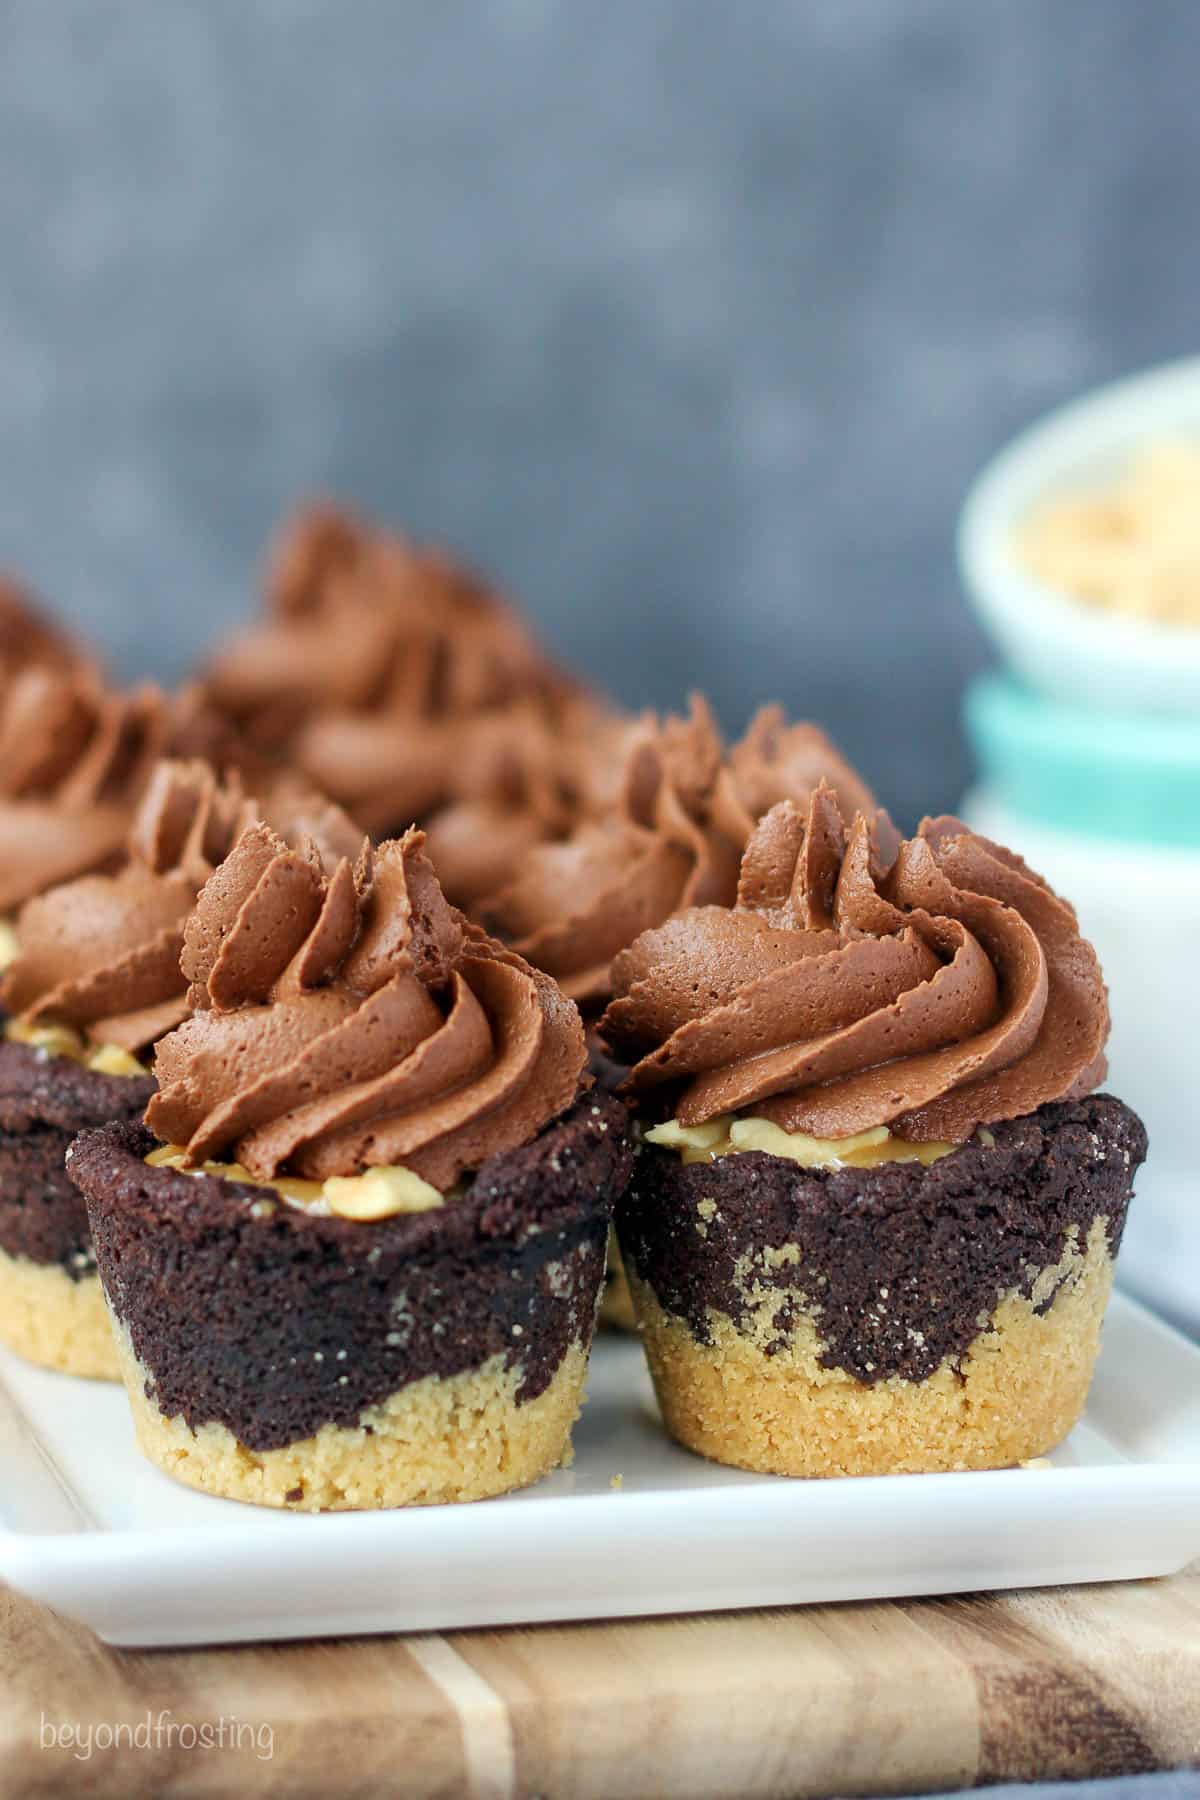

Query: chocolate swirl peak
[[479, 696, 744, 1006], [600, 791, 1109, 1143], [0, 674, 172, 912], [0, 575, 87, 680], [146, 827, 587, 1190], [272, 504, 560, 714], [709, 706, 877, 843], [203, 506, 426, 746], [479, 700, 877, 1009], [2, 761, 361, 1054], [202, 505, 579, 837], [421, 696, 640, 911], [0, 668, 271, 916], [420, 699, 587, 909]]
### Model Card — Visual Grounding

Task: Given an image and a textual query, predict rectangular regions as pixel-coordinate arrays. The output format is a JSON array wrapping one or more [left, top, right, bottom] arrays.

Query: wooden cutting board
[[2, 1564, 1197, 1798]]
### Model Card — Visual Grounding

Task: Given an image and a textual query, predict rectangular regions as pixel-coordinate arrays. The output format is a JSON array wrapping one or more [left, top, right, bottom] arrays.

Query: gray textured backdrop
[[1, 1, 1198, 823]]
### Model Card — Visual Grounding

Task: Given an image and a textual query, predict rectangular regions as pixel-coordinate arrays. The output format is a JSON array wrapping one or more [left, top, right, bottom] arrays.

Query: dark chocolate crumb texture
[[0, 1038, 154, 1274], [618, 1094, 1146, 1383], [70, 1093, 631, 1449], [64, 821, 634, 1507]]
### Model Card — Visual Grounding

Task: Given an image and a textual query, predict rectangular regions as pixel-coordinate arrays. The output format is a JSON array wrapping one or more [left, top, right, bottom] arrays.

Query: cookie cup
[[585, 1032, 639, 1331], [69, 1094, 632, 1511], [0, 1038, 154, 1378], [617, 1095, 1146, 1478]]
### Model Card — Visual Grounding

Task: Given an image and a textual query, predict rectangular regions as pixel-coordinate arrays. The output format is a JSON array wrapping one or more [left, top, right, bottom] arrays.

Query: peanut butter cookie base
[[0, 1247, 119, 1379], [112, 1323, 589, 1511], [629, 1217, 1114, 1477], [599, 1231, 637, 1332]]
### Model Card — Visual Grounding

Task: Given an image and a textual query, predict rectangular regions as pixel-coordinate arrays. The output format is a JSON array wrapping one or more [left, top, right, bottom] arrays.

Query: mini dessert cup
[[71, 1096, 629, 1510], [67, 823, 632, 1510], [602, 792, 1148, 1477], [618, 1096, 1146, 1477], [480, 700, 878, 1337], [0, 759, 361, 1378], [0, 668, 177, 1379], [0, 1036, 153, 1377]]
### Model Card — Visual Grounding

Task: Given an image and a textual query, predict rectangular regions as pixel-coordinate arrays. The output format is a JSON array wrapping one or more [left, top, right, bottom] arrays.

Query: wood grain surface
[[2, 1564, 1197, 1798]]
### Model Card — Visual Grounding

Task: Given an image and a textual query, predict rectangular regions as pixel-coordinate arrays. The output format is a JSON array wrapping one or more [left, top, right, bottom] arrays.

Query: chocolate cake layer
[[0, 1126, 96, 1273], [0, 1040, 156, 1272], [617, 1095, 1146, 1384], [70, 1093, 633, 1451], [0, 1038, 156, 1135]]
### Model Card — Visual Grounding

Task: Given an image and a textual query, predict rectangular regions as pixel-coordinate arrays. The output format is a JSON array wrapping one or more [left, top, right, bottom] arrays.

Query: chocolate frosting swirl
[[0, 671, 271, 915], [600, 790, 1109, 1142], [0, 575, 86, 679], [0, 674, 171, 911], [480, 700, 877, 1008], [146, 826, 587, 1189], [709, 705, 878, 843], [421, 696, 628, 909], [2, 761, 361, 1053], [478, 697, 743, 1005], [202, 504, 581, 836]]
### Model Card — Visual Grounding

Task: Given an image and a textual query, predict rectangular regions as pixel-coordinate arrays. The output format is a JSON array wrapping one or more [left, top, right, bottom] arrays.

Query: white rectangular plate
[[1, 1289, 1197, 1647]]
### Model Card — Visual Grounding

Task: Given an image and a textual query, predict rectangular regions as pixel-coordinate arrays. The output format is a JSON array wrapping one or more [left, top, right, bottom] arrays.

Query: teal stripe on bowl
[[964, 675, 1200, 848]]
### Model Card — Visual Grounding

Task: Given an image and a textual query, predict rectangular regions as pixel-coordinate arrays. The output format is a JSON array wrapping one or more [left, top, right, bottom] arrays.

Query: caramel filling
[[144, 1145, 445, 1221], [4, 1017, 149, 1079], [644, 1115, 959, 1170]]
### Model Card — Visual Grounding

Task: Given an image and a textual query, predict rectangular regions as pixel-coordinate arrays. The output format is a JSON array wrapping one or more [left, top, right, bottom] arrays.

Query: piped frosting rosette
[[600, 788, 1109, 1144], [2, 761, 361, 1055], [0, 673, 173, 912], [480, 698, 878, 1009], [146, 826, 587, 1191], [202, 504, 581, 836], [0, 662, 266, 917], [478, 697, 741, 1005], [267, 502, 561, 719], [708, 704, 877, 842], [416, 694, 618, 909], [0, 575, 85, 679]]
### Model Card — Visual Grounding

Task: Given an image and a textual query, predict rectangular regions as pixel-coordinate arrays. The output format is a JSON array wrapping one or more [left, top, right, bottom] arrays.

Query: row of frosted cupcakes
[[0, 510, 1147, 1507]]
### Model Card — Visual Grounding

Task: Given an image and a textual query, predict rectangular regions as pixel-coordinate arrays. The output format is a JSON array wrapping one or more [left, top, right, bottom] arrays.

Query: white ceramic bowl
[[964, 787, 1200, 1174], [958, 354, 1200, 715], [963, 788, 1200, 1335]]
